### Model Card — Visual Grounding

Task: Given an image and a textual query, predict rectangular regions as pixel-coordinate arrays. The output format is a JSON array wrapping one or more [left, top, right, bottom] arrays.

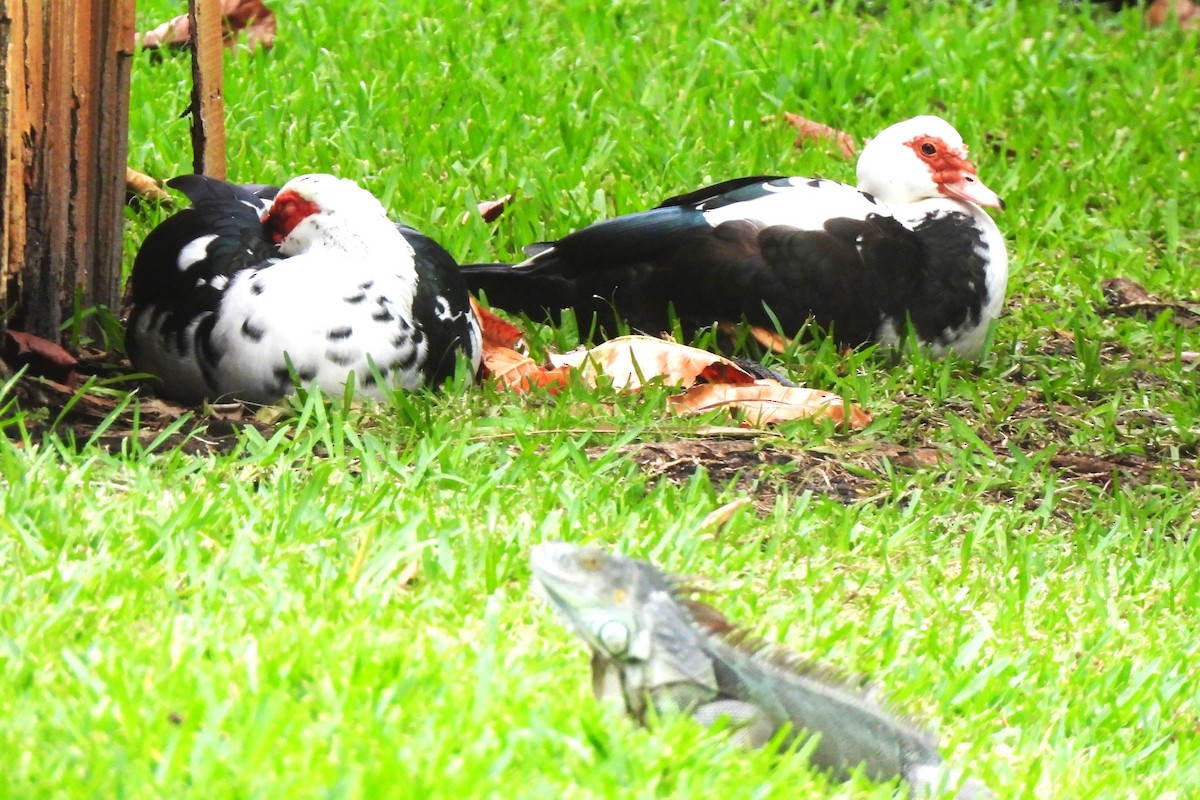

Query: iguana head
[[531, 542, 673, 662]]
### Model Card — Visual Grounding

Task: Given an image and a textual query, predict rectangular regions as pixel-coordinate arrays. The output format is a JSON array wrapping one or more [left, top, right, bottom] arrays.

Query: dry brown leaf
[[1148, 0, 1200, 27], [746, 326, 796, 354], [223, 0, 276, 46], [700, 498, 752, 530], [782, 113, 857, 159], [461, 194, 514, 225], [668, 380, 871, 430], [549, 335, 758, 390], [470, 299, 570, 392], [471, 298, 525, 351], [37, 379, 118, 412], [139, 0, 276, 50], [1101, 277, 1200, 327], [483, 346, 572, 392], [716, 322, 796, 354], [396, 561, 421, 589], [2, 330, 78, 383], [139, 13, 191, 49], [468, 310, 867, 431], [126, 167, 173, 204]]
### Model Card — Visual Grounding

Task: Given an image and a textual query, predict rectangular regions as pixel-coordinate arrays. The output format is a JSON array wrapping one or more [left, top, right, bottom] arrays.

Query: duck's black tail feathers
[[459, 262, 581, 325], [460, 204, 714, 334]]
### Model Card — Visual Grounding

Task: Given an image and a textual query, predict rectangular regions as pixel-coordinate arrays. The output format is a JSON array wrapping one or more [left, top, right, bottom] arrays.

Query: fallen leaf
[[253, 400, 292, 425], [470, 299, 569, 391], [139, 0, 276, 50], [468, 308, 867, 431], [396, 561, 421, 589], [747, 327, 795, 354], [1103, 277, 1156, 307], [781, 113, 857, 159], [471, 298, 525, 351], [2, 330, 78, 383], [461, 194, 514, 225], [222, 0, 276, 46], [138, 13, 190, 50], [126, 167, 173, 205], [1148, 0, 1200, 27], [700, 498, 752, 530], [718, 323, 801, 355], [549, 335, 758, 390], [1101, 277, 1200, 327], [483, 346, 572, 392], [668, 380, 870, 430]]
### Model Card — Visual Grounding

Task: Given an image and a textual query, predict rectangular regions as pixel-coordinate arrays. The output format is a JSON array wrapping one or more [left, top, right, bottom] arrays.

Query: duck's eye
[[920, 142, 937, 157]]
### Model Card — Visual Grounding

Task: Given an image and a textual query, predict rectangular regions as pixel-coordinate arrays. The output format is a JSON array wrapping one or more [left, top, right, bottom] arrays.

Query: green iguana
[[531, 542, 991, 799]]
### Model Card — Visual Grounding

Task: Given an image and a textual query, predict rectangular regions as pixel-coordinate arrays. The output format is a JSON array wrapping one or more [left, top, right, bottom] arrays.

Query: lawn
[[2, 1, 1198, 798]]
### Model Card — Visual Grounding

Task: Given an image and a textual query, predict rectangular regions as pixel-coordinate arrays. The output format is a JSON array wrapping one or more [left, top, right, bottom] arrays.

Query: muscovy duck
[[462, 115, 1007, 359], [127, 173, 482, 404]]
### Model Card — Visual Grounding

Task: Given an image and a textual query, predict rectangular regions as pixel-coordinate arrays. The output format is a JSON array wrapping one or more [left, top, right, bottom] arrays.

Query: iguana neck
[[595, 592, 722, 720]]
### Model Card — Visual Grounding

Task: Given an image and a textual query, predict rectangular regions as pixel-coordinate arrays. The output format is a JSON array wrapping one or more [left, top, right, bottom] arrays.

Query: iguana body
[[531, 542, 990, 798]]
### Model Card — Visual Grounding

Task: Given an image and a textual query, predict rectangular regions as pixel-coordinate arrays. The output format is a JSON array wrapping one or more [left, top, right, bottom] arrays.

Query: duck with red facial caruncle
[[127, 173, 483, 405], [461, 116, 1008, 361]]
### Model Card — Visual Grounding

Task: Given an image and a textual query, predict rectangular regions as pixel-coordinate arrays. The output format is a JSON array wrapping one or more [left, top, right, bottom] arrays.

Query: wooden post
[[0, 0, 135, 340], [189, 0, 226, 178]]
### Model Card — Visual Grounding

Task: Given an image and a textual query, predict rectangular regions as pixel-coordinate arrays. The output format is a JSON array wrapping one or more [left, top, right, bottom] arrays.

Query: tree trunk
[[1, 0, 135, 341]]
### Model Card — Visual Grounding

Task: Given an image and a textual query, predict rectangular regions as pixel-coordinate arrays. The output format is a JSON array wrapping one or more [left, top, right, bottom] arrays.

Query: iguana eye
[[597, 621, 630, 655]]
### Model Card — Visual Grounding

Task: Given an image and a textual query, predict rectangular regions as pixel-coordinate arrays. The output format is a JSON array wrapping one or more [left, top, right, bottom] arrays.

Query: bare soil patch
[[1, 350, 270, 456], [591, 433, 1198, 512], [590, 439, 879, 510]]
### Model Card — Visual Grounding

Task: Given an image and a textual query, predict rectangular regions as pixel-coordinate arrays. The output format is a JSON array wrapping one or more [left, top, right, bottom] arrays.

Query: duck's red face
[[261, 190, 320, 245], [906, 135, 1004, 210]]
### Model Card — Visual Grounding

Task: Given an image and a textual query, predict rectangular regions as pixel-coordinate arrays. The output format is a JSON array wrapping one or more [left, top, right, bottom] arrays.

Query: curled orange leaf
[[668, 380, 870, 430], [471, 297, 525, 350], [481, 346, 572, 393], [781, 113, 857, 159], [1148, 0, 1199, 27], [471, 299, 569, 392], [458, 194, 515, 225], [549, 335, 758, 390], [126, 168, 173, 204], [747, 325, 796, 354]]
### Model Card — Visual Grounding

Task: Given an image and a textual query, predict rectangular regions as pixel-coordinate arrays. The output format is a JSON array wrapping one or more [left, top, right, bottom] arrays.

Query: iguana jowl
[[531, 542, 990, 799]]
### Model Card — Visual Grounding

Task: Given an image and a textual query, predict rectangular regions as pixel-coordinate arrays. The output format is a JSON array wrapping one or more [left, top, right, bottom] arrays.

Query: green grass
[[2, 1, 1199, 798]]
